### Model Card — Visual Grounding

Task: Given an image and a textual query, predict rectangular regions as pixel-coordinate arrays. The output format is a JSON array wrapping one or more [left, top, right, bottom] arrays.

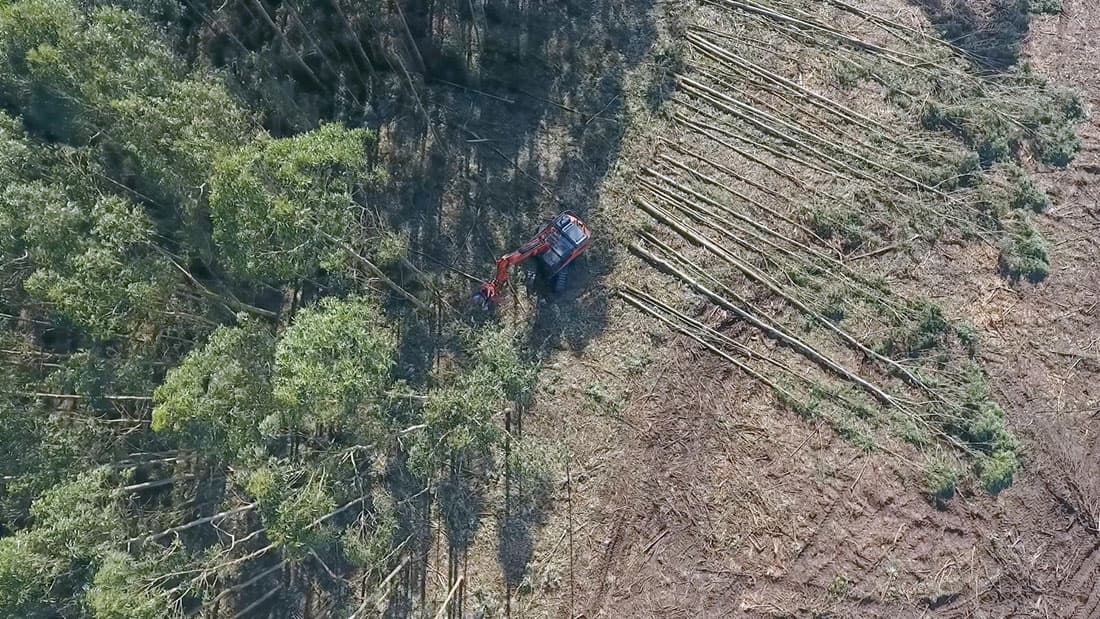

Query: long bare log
[[705, 0, 921, 66], [629, 236, 899, 406], [433, 575, 464, 619], [120, 475, 195, 493], [639, 170, 911, 316], [686, 30, 902, 139], [656, 152, 825, 244], [349, 555, 411, 619], [22, 392, 152, 402], [618, 288, 798, 400], [128, 503, 257, 545], [681, 75, 945, 197], [638, 196, 941, 396], [249, 0, 324, 88]]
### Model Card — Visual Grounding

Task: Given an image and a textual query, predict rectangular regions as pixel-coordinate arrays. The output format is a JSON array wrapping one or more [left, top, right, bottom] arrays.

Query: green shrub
[[776, 388, 818, 420], [978, 449, 1019, 494], [340, 492, 397, 570], [371, 230, 410, 269], [960, 400, 1013, 448], [1035, 121, 1080, 168], [906, 149, 981, 190], [1051, 87, 1087, 122], [809, 207, 866, 252], [999, 219, 1049, 281], [821, 289, 847, 322], [829, 574, 850, 598], [921, 85, 1082, 168], [977, 135, 1013, 165], [1009, 171, 1050, 212], [880, 302, 949, 357], [834, 60, 868, 88], [952, 366, 1019, 456], [925, 455, 959, 504], [956, 322, 980, 356], [900, 418, 931, 447], [1029, 0, 1062, 14], [921, 102, 1014, 166]]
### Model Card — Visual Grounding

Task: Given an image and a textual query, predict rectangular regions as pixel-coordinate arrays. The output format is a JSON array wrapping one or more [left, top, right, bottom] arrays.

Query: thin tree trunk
[[250, 0, 325, 89]]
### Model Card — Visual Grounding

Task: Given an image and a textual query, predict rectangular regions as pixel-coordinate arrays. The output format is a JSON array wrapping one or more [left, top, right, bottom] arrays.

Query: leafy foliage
[[0, 0, 251, 211], [920, 73, 1083, 168], [925, 454, 960, 505], [273, 295, 397, 436], [86, 550, 182, 619], [248, 465, 337, 561], [409, 328, 537, 479], [1008, 167, 1050, 212], [1028, 0, 1063, 15], [340, 492, 398, 571], [152, 320, 275, 461], [999, 217, 1050, 281], [19, 191, 175, 337], [209, 124, 380, 282], [0, 469, 118, 617], [0, 0, 536, 615], [978, 449, 1019, 494], [879, 301, 950, 358]]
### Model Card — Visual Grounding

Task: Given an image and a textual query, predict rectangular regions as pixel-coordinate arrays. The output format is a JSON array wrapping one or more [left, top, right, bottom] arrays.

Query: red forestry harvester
[[474, 211, 592, 309]]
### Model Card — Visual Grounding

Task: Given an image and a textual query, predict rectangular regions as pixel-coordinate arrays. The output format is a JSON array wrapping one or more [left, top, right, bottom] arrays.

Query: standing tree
[[208, 123, 382, 284]]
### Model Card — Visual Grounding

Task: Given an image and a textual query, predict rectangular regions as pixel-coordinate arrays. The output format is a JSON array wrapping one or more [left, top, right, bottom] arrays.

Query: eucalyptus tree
[[208, 123, 381, 284], [0, 0, 254, 215]]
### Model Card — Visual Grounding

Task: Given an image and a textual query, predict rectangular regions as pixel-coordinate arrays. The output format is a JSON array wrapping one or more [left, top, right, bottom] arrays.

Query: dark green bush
[[999, 219, 1050, 281], [978, 449, 1019, 494], [956, 322, 980, 356], [1035, 121, 1081, 168], [1010, 170, 1050, 212], [809, 207, 866, 252], [925, 456, 959, 504], [1029, 0, 1063, 15], [1051, 88, 1087, 122], [880, 302, 950, 358], [920, 84, 1083, 169]]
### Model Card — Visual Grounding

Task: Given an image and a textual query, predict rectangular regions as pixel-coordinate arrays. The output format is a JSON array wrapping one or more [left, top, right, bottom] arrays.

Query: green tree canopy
[[0, 469, 118, 617], [152, 320, 275, 462], [209, 123, 380, 282], [0, 0, 252, 213], [273, 295, 398, 438]]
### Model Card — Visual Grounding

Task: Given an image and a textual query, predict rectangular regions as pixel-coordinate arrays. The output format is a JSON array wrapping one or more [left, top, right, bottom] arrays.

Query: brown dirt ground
[[535, 2, 1100, 618]]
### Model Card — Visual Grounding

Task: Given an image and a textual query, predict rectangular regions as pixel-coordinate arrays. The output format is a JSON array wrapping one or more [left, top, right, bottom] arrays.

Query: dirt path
[[562, 1, 1100, 617]]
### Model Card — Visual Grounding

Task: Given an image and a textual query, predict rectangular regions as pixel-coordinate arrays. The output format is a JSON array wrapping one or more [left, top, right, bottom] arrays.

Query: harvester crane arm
[[474, 212, 592, 309], [490, 227, 556, 287]]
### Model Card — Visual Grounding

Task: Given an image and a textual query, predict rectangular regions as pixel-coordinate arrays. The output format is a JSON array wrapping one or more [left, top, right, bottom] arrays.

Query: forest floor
[[400, 0, 1100, 617]]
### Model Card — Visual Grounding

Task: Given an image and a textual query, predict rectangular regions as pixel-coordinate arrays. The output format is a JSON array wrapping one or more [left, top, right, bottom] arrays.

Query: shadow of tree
[[373, 1, 659, 605], [497, 470, 549, 593]]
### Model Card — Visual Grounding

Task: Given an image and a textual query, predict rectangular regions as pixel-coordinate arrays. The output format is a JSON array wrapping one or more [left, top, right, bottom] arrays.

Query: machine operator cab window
[[538, 213, 589, 275]]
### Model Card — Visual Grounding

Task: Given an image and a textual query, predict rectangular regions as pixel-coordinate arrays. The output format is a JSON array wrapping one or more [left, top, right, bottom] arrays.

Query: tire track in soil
[[1016, 1, 1100, 616], [1070, 539, 1100, 619], [574, 348, 754, 617], [585, 515, 625, 616]]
